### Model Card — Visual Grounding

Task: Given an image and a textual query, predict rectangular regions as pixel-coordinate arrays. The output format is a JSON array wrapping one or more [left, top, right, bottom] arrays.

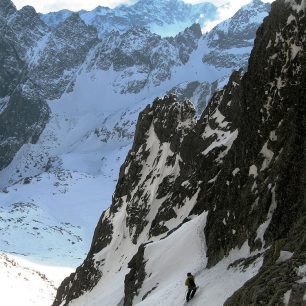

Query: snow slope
[[67, 212, 264, 306], [0, 252, 73, 306], [136, 215, 263, 306]]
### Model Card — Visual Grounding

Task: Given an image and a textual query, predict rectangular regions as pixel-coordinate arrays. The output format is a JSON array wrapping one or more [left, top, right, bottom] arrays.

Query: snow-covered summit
[[207, 0, 271, 49], [198, 0, 270, 71]]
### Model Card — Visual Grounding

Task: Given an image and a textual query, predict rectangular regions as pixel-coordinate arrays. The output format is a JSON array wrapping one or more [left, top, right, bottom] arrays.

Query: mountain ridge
[[41, 0, 218, 37]]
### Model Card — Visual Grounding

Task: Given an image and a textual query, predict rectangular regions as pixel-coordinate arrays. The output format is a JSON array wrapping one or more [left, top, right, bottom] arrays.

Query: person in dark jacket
[[185, 272, 197, 302]]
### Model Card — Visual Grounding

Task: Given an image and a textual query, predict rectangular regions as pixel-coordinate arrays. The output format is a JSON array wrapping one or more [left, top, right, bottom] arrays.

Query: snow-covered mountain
[[53, 0, 306, 305], [0, 0, 271, 183], [0, 0, 272, 305], [41, 0, 218, 37], [203, 0, 270, 69]]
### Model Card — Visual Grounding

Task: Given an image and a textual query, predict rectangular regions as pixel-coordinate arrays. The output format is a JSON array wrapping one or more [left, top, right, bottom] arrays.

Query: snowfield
[[68, 212, 264, 306], [0, 252, 73, 306]]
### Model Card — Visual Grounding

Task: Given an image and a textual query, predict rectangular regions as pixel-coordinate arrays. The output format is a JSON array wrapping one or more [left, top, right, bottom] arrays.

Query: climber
[[185, 272, 197, 302]]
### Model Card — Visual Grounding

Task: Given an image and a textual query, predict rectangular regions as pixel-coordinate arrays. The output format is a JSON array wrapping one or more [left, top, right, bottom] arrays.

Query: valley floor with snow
[[0, 252, 73, 306]]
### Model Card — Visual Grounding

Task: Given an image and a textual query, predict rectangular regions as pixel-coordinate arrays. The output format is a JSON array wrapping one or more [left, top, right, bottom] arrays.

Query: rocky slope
[[168, 0, 271, 113], [53, 0, 306, 305], [83, 23, 202, 96], [0, 90, 49, 171]]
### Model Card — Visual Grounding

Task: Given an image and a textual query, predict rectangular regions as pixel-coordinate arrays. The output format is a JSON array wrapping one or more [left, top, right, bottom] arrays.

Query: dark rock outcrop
[[0, 31, 25, 98], [167, 23, 202, 64], [124, 244, 147, 306], [202, 0, 306, 269], [0, 0, 51, 171], [0, 90, 50, 170]]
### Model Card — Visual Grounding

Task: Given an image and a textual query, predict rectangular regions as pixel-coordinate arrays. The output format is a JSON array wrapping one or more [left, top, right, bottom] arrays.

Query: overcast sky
[[12, 0, 274, 31], [12, 0, 274, 13]]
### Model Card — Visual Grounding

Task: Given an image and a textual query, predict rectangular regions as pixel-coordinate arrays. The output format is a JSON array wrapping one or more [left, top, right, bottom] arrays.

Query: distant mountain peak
[[54, 12, 97, 35], [134, 0, 185, 5], [0, 0, 17, 18], [64, 12, 83, 23], [244, 0, 269, 8], [41, 0, 218, 37]]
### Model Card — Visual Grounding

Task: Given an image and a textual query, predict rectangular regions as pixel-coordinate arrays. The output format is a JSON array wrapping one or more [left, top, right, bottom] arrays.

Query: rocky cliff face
[[0, 1, 24, 98], [0, 0, 17, 19], [53, 0, 306, 305], [0, 29, 25, 98], [84, 23, 202, 95], [53, 94, 198, 305], [7, 5, 49, 60], [0, 1, 50, 170], [26, 13, 99, 100], [0, 90, 50, 171]]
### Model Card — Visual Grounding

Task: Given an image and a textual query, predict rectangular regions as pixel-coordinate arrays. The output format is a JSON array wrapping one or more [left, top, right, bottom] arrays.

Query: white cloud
[[12, 0, 275, 15], [201, 0, 275, 32], [12, 0, 136, 12], [202, 0, 252, 32], [182, 0, 274, 6]]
